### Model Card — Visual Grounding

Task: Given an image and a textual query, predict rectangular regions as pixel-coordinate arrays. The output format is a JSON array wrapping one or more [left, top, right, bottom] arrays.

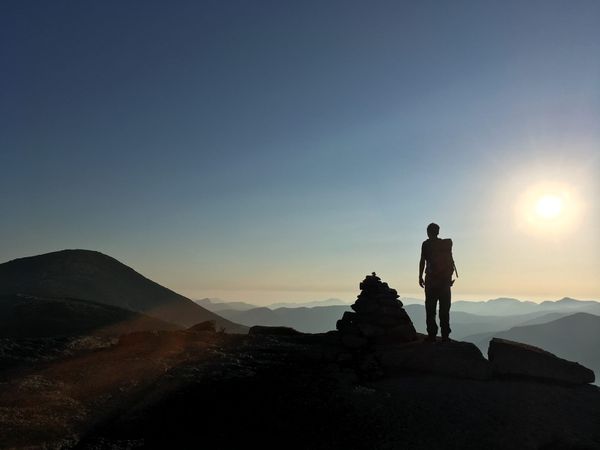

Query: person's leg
[[424, 284, 439, 338], [439, 284, 451, 338]]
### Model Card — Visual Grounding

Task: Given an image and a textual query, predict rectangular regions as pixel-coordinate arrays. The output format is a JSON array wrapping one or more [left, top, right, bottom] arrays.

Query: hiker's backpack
[[427, 238, 457, 281]]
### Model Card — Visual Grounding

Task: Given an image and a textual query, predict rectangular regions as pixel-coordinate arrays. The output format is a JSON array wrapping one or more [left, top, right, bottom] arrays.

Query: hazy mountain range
[[451, 297, 600, 316], [211, 299, 600, 336], [195, 298, 262, 312], [199, 296, 600, 315], [195, 297, 351, 311], [209, 297, 600, 381]]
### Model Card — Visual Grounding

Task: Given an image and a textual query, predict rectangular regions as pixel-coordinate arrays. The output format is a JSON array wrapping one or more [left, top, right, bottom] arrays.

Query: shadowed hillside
[[0, 294, 179, 338], [0, 250, 247, 333]]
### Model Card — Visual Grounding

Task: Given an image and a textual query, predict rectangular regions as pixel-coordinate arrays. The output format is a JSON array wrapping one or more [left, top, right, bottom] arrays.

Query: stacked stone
[[337, 272, 417, 349]]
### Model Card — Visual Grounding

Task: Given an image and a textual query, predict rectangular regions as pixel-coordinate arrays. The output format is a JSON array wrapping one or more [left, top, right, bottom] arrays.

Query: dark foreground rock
[[78, 333, 600, 450], [1, 330, 600, 450], [377, 335, 492, 380], [488, 338, 595, 385], [186, 320, 217, 333]]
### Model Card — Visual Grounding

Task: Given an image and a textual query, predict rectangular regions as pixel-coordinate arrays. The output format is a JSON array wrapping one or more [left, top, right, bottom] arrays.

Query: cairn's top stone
[[359, 272, 391, 291]]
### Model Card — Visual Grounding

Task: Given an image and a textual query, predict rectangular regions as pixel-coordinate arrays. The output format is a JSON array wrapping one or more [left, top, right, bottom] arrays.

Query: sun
[[534, 194, 563, 220], [515, 182, 582, 235]]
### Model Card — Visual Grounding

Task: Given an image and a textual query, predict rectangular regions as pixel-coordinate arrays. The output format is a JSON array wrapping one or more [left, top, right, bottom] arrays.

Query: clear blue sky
[[2, 1, 599, 304]]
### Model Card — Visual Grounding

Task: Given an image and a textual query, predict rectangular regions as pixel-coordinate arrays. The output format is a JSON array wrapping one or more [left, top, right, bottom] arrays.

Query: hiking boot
[[424, 335, 436, 343], [441, 335, 451, 343]]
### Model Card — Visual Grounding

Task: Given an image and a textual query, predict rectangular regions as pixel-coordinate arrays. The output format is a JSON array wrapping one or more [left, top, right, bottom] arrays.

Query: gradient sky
[[2, 1, 599, 304]]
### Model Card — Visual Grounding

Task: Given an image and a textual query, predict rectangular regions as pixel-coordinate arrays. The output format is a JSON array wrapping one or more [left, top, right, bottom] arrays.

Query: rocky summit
[[0, 273, 598, 449]]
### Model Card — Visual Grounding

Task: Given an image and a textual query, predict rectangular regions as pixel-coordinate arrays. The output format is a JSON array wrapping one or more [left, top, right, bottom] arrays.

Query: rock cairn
[[336, 272, 417, 349]]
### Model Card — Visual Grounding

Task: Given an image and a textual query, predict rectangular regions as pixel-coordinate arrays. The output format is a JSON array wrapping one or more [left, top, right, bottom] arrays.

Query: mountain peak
[[0, 249, 247, 333], [556, 297, 580, 303], [487, 297, 522, 304]]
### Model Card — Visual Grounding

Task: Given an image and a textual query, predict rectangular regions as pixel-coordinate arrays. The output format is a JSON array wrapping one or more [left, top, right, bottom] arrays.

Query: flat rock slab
[[376, 338, 492, 380], [488, 338, 595, 385]]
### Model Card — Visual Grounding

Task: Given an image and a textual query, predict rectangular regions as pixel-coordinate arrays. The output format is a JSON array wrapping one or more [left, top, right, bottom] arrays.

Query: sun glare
[[535, 195, 563, 219], [516, 182, 582, 236]]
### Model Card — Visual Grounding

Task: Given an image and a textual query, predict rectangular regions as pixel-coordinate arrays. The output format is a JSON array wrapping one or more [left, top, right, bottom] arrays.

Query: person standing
[[418, 223, 457, 342]]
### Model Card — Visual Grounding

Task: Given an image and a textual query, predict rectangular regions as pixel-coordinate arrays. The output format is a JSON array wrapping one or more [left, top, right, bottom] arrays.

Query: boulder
[[488, 338, 595, 385], [187, 320, 217, 333], [376, 336, 492, 380]]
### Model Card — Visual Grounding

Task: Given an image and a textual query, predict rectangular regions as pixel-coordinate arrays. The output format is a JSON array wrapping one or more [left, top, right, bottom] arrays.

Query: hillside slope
[[0, 250, 247, 333], [0, 294, 180, 338]]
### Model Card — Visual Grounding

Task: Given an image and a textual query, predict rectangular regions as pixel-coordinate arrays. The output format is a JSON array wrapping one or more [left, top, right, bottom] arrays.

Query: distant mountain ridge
[[0, 250, 247, 333], [217, 305, 351, 334], [201, 296, 600, 314], [214, 302, 600, 338], [196, 297, 351, 311], [451, 297, 600, 316], [268, 298, 350, 309], [210, 296, 599, 330], [195, 298, 259, 312]]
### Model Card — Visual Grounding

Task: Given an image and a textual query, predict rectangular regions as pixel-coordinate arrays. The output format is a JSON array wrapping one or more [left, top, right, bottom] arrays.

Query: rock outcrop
[[187, 320, 217, 333], [336, 273, 417, 349], [376, 337, 492, 380], [333, 274, 597, 385], [488, 337, 595, 385]]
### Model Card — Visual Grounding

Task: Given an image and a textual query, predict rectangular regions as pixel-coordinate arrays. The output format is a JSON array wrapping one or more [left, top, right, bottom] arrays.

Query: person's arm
[[419, 242, 425, 288]]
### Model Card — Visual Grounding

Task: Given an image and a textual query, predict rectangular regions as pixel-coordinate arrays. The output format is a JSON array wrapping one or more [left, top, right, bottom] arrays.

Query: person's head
[[427, 222, 440, 239]]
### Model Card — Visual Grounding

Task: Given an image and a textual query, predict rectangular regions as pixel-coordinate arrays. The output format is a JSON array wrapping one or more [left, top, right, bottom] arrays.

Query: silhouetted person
[[419, 223, 457, 342]]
